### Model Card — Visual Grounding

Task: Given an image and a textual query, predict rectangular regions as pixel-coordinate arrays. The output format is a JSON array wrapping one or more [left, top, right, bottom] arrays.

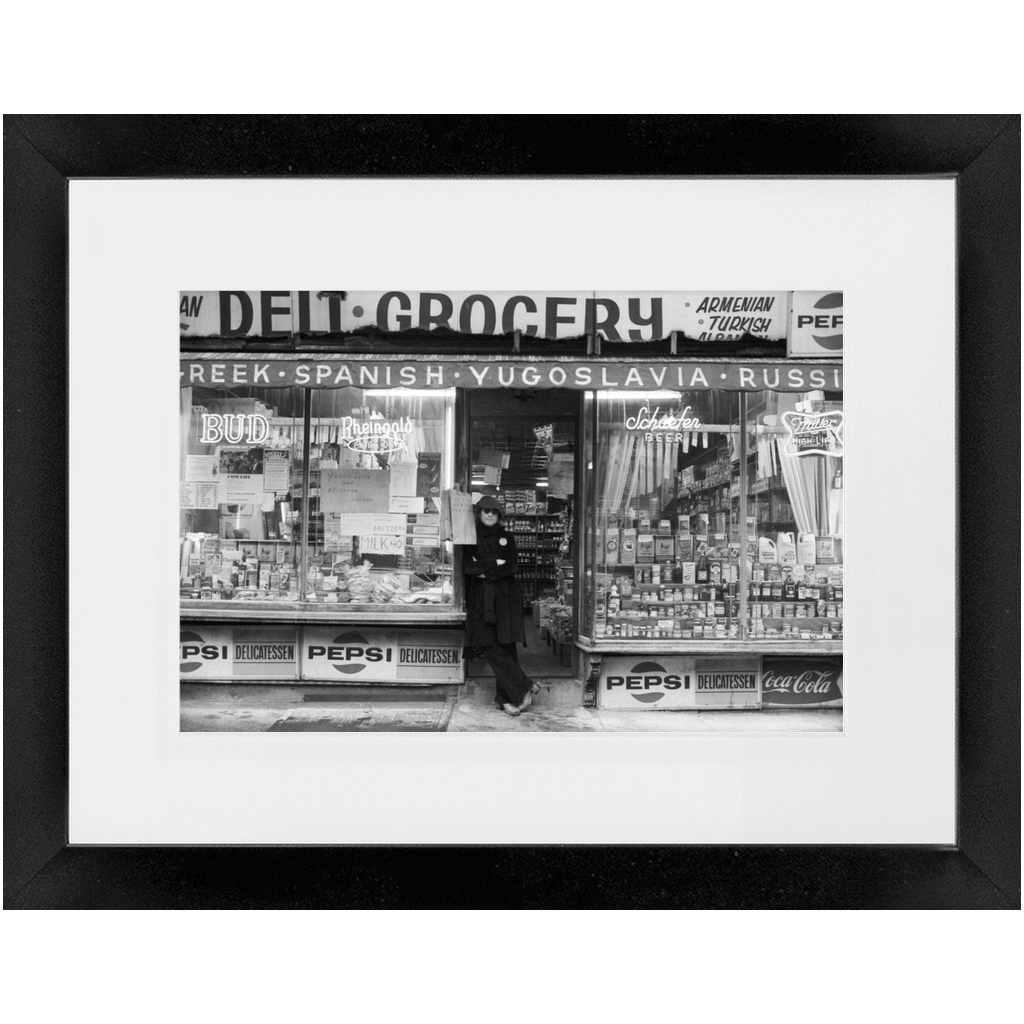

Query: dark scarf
[[475, 521, 503, 623], [475, 520, 502, 547]]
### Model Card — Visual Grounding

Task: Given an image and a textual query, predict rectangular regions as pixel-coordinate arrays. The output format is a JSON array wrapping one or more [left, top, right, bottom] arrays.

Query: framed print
[[5, 115, 1019, 908]]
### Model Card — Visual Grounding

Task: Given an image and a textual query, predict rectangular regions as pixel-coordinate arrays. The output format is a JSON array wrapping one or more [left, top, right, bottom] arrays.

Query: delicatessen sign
[[693, 657, 760, 708], [180, 626, 466, 683], [180, 626, 299, 679], [302, 628, 465, 683], [598, 655, 762, 709]]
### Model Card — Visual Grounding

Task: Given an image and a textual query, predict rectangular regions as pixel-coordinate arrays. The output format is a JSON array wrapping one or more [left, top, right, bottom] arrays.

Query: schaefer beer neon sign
[[781, 410, 844, 458], [625, 403, 703, 444]]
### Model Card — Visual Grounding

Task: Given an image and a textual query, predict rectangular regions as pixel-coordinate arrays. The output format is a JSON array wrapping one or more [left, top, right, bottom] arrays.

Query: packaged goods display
[[179, 533, 454, 605], [585, 389, 843, 644], [180, 386, 456, 610], [490, 489, 573, 606]]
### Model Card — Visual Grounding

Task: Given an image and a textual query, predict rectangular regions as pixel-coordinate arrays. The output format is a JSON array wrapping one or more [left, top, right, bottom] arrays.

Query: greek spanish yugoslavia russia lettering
[[182, 362, 842, 391]]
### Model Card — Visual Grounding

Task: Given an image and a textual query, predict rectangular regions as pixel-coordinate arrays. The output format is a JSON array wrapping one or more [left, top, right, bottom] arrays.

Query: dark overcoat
[[463, 524, 527, 646]]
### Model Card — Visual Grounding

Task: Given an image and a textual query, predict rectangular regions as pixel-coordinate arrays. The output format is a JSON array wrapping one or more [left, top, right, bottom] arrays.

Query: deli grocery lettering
[[179, 290, 827, 344]]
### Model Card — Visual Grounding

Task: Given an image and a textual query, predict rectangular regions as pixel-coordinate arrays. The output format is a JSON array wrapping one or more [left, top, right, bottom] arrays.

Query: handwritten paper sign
[[321, 468, 390, 514], [335, 513, 374, 536], [333, 512, 407, 537], [389, 495, 425, 514], [388, 461, 419, 498], [447, 489, 477, 545], [359, 534, 406, 556], [369, 514, 407, 536], [185, 455, 218, 482]]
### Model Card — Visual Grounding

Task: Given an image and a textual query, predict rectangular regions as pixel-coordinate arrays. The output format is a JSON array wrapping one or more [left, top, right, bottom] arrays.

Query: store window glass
[[587, 390, 743, 642], [745, 389, 844, 642], [180, 386, 455, 610]]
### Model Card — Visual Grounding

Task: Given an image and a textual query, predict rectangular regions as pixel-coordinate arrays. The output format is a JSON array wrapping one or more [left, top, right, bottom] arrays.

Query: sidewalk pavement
[[180, 679, 843, 733]]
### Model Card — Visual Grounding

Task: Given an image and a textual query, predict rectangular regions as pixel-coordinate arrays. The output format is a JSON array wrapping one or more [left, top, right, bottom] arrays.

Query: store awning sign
[[179, 290, 792, 343], [781, 410, 844, 457], [182, 358, 843, 393]]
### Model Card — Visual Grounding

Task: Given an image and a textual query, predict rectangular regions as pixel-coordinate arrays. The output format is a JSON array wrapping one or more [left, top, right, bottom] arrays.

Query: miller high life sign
[[781, 409, 845, 457]]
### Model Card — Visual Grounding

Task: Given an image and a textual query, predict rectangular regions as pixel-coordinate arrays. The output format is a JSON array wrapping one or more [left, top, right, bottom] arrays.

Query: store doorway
[[465, 388, 579, 678]]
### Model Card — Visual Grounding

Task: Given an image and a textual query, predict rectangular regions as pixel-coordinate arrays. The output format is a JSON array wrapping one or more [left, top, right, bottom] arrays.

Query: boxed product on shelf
[[815, 536, 842, 563], [620, 528, 637, 564], [655, 536, 675, 561], [637, 534, 654, 562]]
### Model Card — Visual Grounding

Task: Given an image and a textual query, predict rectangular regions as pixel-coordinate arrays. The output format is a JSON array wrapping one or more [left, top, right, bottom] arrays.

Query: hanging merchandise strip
[[181, 356, 842, 393]]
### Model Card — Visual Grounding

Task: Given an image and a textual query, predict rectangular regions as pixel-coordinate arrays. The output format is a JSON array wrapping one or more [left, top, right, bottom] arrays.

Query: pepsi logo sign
[[790, 291, 844, 356], [180, 630, 228, 673], [306, 632, 395, 675], [605, 660, 688, 704]]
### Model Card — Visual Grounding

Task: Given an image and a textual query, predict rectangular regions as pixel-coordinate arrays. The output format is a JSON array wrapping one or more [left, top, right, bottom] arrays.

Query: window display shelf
[[181, 600, 465, 625], [576, 636, 843, 656]]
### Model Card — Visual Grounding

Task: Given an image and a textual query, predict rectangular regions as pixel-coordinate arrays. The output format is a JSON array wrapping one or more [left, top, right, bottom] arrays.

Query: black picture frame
[[5, 115, 1019, 909]]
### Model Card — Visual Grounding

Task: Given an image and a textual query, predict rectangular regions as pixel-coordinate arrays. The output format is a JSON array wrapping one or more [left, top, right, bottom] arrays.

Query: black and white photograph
[[6, 112, 1018, 942], [179, 289, 845, 732]]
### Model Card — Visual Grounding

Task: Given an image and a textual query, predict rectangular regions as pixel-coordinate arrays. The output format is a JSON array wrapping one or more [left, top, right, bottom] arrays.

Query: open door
[[465, 388, 580, 678]]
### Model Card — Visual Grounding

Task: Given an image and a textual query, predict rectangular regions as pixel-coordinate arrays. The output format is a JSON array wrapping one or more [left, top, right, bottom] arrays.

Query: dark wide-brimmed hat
[[475, 496, 505, 516]]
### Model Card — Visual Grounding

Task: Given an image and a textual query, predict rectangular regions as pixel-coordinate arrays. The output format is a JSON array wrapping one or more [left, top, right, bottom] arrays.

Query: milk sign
[[761, 656, 843, 708]]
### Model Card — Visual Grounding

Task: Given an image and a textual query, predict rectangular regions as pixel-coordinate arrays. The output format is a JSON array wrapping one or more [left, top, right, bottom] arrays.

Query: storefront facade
[[180, 289, 843, 711]]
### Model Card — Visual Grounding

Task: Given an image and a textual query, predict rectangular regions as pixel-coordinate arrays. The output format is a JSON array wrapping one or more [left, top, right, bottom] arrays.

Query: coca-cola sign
[[761, 657, 843, 707]]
